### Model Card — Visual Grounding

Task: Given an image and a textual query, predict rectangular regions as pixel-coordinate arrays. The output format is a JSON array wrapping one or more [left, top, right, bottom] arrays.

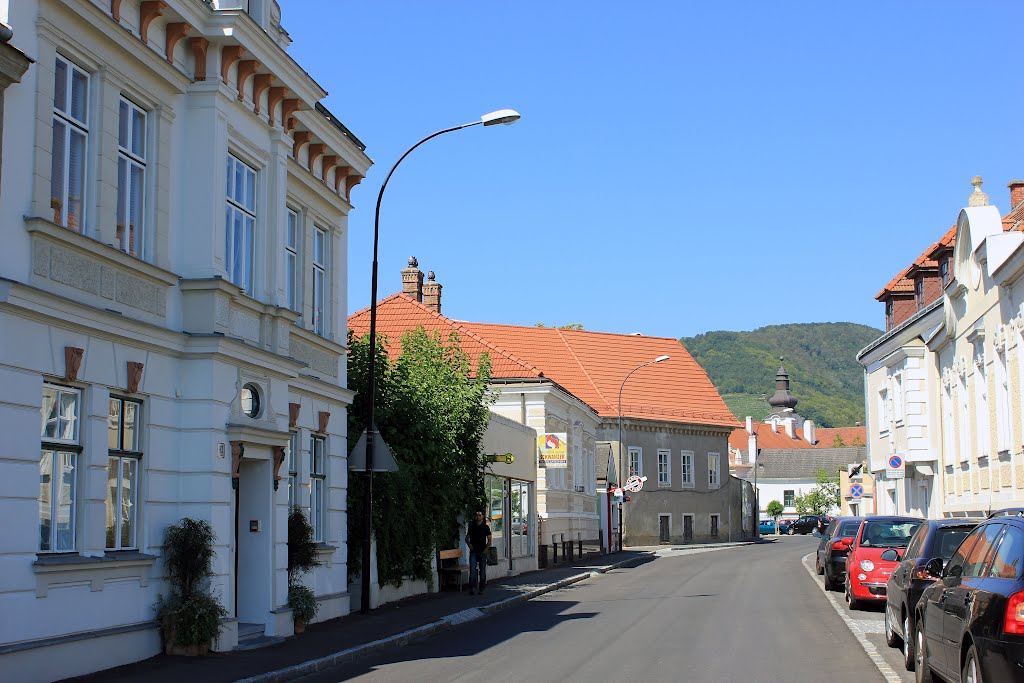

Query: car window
[[859, 520, 922, 548], [946, 527, 983, 577], [824, 520, 837, 538], [987, 526, 1024, 580], [904, 524, 927, 561], [933, 527, 974, 562], [838, 521, 861, 538], [962, 523, 1003, 578]]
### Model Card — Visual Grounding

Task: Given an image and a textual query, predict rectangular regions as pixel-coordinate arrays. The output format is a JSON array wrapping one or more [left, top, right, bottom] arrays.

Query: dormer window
[[885, 300, 894, 329], [940, 259, 950, 286], [916, 278, 925, 310]]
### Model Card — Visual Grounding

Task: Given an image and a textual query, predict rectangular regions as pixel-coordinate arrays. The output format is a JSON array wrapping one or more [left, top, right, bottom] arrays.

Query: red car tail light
[[832, 537, 854, 551], [1005, 590, 1024, 635]]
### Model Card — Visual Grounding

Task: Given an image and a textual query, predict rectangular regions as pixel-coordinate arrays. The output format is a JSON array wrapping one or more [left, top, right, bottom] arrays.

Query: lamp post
[[360, 109, 520, 614], [616, 355, 669, 551]]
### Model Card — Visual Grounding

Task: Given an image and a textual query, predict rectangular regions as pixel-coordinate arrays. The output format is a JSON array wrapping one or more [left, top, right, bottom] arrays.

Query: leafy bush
[[288, 584, 319, 624], [288, 505, 321, 581], [156, 518, 226, 649], [157, 592, 227, 647]]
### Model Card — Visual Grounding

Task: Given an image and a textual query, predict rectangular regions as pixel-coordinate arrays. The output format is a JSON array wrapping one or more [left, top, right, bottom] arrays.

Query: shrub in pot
[[287, 506, 322, 633], [155, 518, 227, 655]]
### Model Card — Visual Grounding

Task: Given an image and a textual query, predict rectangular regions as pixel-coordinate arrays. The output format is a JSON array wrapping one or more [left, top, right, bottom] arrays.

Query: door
[[659, 514, 670, 543], [940, 524, 1000, 675], [236, 456, 272, 627], [683, 515, 693, 541]]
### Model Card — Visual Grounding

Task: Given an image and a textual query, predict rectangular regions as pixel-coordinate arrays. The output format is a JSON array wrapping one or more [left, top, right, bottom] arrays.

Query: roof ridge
[[459, 319, 680, 342], [554, 328, 612, 409]]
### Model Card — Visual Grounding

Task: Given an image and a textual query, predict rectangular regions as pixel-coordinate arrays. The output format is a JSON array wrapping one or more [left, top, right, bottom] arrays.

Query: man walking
[[466, 510, 492, 595]]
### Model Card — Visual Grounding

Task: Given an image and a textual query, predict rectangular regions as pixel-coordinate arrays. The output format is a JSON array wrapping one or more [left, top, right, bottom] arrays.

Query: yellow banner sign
[[538, 433, 567, 469]]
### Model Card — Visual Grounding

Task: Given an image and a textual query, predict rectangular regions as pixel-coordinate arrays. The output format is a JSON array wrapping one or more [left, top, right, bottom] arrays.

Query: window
[[287, 431, 299, 509], [942, 380, 955, 469], [628, 447, 642, 478], [893, 373, 904, 423], [710, 514, 720, 538], [285, 209, 299, 312], [945, 527, 982, 578], [708, 452, 720, 488], [903, 524, 927, 561], [680, 450, 693, 487], [312, 226, 327, 335], [940, 259, 950, 286], [309, 435, 325, 542], [572, 438, 583, 493], [39, 384, 81, 552], [916, 279, 924, 310], [240, 383, 261, 418], [885, 300, 893, 329], [987, 525, 1024, 580], [51, 57, 89, 232], [784, 490, 795, 508], [878, 388, 890, 433], [958, 372, 971, 461], [997, 348, 1012, 453], [657, 449, 671, 487], [116, 98, 146, 257], [106, 397, 141, 550], [962, 523, 1001, 578], [511, 479, 532, 558], [225, 155, 256, 293], [974, 358, 989, 457]]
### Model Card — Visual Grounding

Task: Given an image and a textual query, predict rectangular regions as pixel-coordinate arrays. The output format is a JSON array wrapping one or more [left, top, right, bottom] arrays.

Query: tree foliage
[[680, 323, 882, 427], [796, 468, 841, 515], [766, 500, 784, 519], [347, 327, 493, 588]]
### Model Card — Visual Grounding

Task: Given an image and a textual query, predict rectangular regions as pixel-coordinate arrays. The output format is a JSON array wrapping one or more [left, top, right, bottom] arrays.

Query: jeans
[[469, 550, 487, 591]]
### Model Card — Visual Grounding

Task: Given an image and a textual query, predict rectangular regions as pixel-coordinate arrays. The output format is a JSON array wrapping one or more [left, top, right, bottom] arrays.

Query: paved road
[[297, 535, 884, 682]]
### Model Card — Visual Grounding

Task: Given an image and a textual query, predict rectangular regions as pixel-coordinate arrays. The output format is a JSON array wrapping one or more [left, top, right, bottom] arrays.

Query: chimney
[[1010, 180, 1024, 210], [748, 430, 757, 466], [423, 271, 442, 313], [803, 419, 815, 445], [401, 256, 423, 302], [745, 416, 753, 434], [770, 418, 778, 433], [784, 417, 795, 439]]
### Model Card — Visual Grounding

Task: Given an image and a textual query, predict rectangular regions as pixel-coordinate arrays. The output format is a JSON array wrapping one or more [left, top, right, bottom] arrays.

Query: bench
[[437, 548, 470, 592]]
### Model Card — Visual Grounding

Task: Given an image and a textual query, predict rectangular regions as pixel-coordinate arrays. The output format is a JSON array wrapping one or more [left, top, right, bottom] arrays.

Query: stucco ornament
[[64, 346, 84, 381], [968, 175, 989, 207]]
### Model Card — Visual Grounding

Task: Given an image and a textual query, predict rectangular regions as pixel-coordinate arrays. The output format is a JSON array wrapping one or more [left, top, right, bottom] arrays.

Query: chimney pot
[[423, 271, 443, 314], [1009, 180, 1024, 210], [401, 256, 424, 302]]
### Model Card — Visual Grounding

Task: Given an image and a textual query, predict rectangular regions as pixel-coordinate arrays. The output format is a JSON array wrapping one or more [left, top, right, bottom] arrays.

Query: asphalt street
[[296, 535, 885, 683]]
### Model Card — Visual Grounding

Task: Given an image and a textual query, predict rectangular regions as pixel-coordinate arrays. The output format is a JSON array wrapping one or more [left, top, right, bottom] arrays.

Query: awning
[[913, 463, 934, 476]]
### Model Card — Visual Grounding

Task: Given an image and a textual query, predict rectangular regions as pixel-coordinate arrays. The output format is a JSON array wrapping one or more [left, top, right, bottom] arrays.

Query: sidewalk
[[63, 550, 660, 683]]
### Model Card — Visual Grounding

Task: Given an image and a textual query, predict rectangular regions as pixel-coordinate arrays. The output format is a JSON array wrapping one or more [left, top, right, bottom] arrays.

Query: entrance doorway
[[659, 514, 671, 543], [235, 456, 271, 630], [683, 514, 694, 541]]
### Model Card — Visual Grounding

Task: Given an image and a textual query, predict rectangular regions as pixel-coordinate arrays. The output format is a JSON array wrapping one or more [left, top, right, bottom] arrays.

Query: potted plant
[[155, 518, 227, 656], [50, 197, 62, 223], [287, 505, 322, 634]]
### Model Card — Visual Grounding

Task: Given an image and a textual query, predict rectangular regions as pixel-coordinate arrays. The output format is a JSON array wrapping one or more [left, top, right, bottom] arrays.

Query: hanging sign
[[537, 433, 568, 469], [624, 475, 647, 493], [886, 454, 905, 480], [485, 453, 515, 464]]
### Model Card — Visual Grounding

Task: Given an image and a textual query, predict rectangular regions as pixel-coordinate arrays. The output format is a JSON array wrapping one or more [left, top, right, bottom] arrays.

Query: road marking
[[801, 553, 901, 683]]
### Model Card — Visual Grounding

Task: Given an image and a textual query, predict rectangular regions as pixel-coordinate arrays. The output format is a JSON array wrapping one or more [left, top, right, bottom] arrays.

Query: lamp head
[[654, 355, 670, 363], [481, 109, 521, 126]]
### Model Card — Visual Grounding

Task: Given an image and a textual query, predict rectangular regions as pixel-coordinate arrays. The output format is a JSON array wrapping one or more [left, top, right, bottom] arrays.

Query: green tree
[[347, 327, 494, 588], [800, 467, 841, 515], [766, 500, 784, 519], [832, 434, 847, 447]]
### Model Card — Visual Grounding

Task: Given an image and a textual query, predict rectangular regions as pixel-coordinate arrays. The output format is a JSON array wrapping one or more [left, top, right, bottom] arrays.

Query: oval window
[[241, 383, 261, 418]]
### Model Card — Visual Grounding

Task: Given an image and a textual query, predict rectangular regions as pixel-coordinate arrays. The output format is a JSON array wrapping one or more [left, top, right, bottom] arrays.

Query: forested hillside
[[680, 323, 883, 428]]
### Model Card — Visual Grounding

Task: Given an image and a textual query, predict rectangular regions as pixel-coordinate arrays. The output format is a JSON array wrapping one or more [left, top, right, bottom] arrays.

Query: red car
[[844, 516, 923, 610]]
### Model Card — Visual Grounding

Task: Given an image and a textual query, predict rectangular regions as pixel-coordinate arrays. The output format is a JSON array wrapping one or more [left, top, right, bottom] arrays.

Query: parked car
[[816, 516, 864, 590], [914, 511, 1024, 683], [789, 514, 827, 535], [883, 518, 981, 672], [777, 519, 796, 534], [759, 519, 777, 535], [845, 516, 923, 610]]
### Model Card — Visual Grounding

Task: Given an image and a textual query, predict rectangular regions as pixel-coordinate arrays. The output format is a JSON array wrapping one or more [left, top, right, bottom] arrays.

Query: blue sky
[[286, 1, 1024, 339]]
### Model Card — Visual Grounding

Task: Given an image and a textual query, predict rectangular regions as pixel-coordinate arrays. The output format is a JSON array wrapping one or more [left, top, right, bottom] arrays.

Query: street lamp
[[616, 355, 669, 551], [360, 109, 520, 614]]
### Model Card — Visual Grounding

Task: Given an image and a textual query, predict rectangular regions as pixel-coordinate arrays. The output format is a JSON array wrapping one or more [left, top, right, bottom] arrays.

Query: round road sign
[[888, 455, 903, 469], [851, 484, 863, 499]]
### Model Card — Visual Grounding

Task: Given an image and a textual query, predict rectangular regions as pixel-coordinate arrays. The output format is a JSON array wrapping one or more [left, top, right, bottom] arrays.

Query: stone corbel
[[220, 45, 246, 85], [307, 144, 325, 174], [334, 166, 352, 194], [252, 74, 273, 114], [139, 1, 166, 45], [164, 22, 190, 63], [189, 37, 209, 81], [111, 0, 123, 22], [281, 99, 301, 132], [235, 60, 260, 102], [64, 347, 84, 382], [231, 441, 244, 489], [345, 174, 363, 199], [291, 131, 312, 160], [272, 445, 286, 490], [267, 87, 286, 126], [318, 411, 330, 434], [289, 402, 300, 428], [321, 155, 339, 182], [127, 362, 144, 393]]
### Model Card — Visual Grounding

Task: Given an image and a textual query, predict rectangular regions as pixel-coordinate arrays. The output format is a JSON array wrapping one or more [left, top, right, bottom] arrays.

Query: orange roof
[[815, 426, 866, 447], [348, 295, 739, 428], [728, 424, 867, 450]]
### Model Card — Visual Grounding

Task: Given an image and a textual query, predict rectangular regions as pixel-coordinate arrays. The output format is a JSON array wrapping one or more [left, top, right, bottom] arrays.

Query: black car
[[817, 516, 864, 590], [789, 514, 827, 535], [883, 518, 981, 671], [914, 511, 1024, 683]]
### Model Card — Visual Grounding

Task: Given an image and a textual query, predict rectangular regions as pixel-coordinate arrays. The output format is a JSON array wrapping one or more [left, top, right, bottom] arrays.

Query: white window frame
[[708, 452, 721, 489], [628, 446, 642, 478], [285, 208, 299, 313], [710, 513, 720, 537], [878, 387, 890, 434], [51, 56, 89, 233], [310, 434, 326, 542], [958, 371, 971, 463], [116, 97, 146, 258], [680, 450, 694, 488], [974, 356, 989, 458], [893, 372, 904, 424], [997, 347, 1011, 454], [106, 396, 141, 551], [312, 225, 327, 335], [225, 154, 257, 293], [40, 384, 81, 553], [784, 489, 795, 508], [657, 449, 671, 487]]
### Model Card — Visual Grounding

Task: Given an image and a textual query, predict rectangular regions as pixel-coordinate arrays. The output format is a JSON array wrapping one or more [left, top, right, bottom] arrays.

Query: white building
[[0, 1, 371, 680]]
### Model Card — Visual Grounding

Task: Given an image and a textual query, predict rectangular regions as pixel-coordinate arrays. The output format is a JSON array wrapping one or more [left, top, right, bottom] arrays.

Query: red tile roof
[[728, 424, 867, 450], [348, 294, 739, 428], [815, 426, 867, 447]]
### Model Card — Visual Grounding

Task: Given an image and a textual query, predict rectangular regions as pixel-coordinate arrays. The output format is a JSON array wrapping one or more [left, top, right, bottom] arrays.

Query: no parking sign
[[850, 484, 863, 499], [886, 454, 905, 480]]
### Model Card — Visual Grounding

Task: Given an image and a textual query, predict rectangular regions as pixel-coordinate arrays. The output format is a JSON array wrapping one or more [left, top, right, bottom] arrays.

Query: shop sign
[[537, 433, 568, 468]]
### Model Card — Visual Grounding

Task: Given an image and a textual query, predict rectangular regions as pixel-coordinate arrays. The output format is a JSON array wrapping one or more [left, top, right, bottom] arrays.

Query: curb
[[234, 555, 644, 683], [800, 553, 902, 683]]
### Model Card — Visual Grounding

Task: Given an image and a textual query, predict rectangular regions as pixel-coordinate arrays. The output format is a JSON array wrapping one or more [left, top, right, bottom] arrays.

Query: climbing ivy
[[347, 327, 493, 588]]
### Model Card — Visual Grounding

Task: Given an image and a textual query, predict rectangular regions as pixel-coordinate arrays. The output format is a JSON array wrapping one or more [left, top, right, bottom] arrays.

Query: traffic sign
[[624, 475, 647, 492], [850, 484, 863, 499], [886, 454, 905, 480]]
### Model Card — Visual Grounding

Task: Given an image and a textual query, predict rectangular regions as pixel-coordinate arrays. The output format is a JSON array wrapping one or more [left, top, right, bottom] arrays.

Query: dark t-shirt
[[467, 522, 491, 553]]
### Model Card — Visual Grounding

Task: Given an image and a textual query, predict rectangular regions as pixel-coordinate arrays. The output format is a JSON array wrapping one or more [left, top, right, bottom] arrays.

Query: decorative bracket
[[267, 87, 286, 126], [164, 22, 190, 63], [139, 1, 166, 45], [64, 346, 84, 382], [321, 155, 339, 181], [252, 74, 273, 114], [289, 402, 300, 428], [111, 0, 123, 22], [220, 45, 246, 85], [189, 37, 209, 81], [230, 441, 245, 490], [291, 131, 312, 159], [318, 411, 330, 434], [272, 445, 286, 490], [127, 362, 145, 393], [235, 60, 260, 101], [281, 99, 300, 132], [345, 174, 363, 199], [307, 143, 325, 173], [334, 165, 352, 195]]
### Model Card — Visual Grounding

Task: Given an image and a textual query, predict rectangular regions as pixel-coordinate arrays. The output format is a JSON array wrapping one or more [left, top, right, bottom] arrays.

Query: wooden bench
[[437, 548, 470, 592]]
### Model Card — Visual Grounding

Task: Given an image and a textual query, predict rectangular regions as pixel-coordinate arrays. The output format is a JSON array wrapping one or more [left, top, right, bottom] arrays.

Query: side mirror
[[925, 557, 943, 578], [880, 549, 901, 562]]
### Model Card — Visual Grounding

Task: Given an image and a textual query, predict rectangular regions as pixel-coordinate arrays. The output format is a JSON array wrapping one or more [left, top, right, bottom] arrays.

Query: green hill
[[680, 322, 883, 428]]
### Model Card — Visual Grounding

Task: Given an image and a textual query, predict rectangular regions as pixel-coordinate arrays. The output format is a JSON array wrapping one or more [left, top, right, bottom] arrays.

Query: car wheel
[[847, 580, 861, 611], [788, 527, 795, 535], [903, 612, 915, 671], [962, 644, 982, 683], [885, 606, 902, 648], [816, 558, 824, 575], [915, 619, 933, 683]]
